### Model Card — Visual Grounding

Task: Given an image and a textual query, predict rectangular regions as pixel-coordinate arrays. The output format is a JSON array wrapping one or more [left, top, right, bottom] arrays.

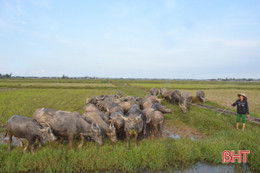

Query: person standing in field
[[231, 93, 250, 132]]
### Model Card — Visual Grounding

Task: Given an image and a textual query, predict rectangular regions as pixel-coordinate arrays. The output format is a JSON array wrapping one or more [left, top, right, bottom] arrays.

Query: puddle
[[190, 136, 195, 141], [169, 134, 181, 139], [162, 121, 205, 141], [0, 136, 24, 146], [176, 162, 250, 173], [144, 162, 250, 173]]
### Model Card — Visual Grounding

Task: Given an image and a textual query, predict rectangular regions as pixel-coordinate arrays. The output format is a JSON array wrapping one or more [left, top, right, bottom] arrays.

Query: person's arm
[[246, 101, 250, 117], [231, 100, 237, 106]]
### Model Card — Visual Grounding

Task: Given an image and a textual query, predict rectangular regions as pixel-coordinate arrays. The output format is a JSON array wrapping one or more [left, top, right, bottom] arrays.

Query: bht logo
[[222, 150, 250, 163]]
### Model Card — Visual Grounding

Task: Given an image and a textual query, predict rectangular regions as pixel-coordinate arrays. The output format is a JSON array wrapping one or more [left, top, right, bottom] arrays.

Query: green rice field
[[0, 79, 259, 172]]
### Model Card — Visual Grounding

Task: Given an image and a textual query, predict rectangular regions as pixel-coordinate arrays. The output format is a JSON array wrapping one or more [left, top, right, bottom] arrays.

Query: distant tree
[[62, 74, 69, 79], [0, 73, 12, 78]]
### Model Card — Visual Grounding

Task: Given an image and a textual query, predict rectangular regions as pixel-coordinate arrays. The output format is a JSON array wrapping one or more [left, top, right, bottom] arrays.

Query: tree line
[[0, 73, 12, 78]]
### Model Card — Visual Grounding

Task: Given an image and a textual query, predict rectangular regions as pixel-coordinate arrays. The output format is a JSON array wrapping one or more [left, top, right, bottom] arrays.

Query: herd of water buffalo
[[3, 88, 205, 154]]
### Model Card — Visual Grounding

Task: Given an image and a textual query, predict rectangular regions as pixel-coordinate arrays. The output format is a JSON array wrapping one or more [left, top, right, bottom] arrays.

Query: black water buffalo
[[180, 92, 193, 114], [4, 115, 56, 154], [33, 108, 103, 149], [196, 90, 206, 103]]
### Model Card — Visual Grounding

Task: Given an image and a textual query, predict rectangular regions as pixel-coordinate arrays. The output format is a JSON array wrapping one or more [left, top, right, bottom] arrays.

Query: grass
[[0, 79, 259, 172]]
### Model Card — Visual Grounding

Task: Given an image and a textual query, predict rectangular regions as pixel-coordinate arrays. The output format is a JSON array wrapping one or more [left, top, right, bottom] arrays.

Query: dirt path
[[192, 103, 260, 125]]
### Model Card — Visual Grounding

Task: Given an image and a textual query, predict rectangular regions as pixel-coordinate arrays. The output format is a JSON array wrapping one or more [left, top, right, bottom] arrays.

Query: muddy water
[[156, 162, 251, 173], [162, 123, 205, 141], [177, 162, 250, 173], [0, 136, 24, 146]]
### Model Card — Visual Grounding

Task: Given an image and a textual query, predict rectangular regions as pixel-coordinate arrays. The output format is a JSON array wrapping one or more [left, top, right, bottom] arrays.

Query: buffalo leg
[[126, 133, 130, 147], [150, 125, 155, 138], [37, 137, 42, 148], [158, 123, 163, 137], [30, 142, 35, 154], [77, 134, 85, 149], [154, 125, 158, 137], [16, 138, 24, 147], [143, 124, 147, 135], [134, 133, 138, 147], [8, 133, 12, 151], [23, 141, 29, 154], [68, 135, 74, 149]]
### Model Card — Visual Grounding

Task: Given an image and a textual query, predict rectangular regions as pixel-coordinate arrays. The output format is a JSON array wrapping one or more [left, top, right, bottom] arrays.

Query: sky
[[0, 0, 260, 79]]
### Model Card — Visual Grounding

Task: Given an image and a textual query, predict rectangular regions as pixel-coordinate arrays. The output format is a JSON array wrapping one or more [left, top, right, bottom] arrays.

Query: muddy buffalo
[[121, 114, 145, 147], [150, 88, 159, 96], [143, 108, 164, 137], [180, 92, 193, 114], [196, 90, 206, 103], [4, 115, 56, 154], [33, 108, 103, 149], [171, 90, 181, 105], [82, 112, 117, 143]]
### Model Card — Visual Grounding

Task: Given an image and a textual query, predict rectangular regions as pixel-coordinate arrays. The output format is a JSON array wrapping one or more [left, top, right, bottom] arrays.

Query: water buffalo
[[160, 88, 173, 102], [4, 115, 56, 154], [86, 96, 103, 105], [82, 112, 117, 143], [96, 96, 122, 114], [109, 112, 126, 139], [106, 103, 124, 115], [150, 88, 159, 96], [121, 114, 144, 147], [127, 104, 151, 135], [152, 102, 172, 114], [115, 96, 143, 112], [33, 108, 103, 149], [116, 100, 135, 112], [171, 90, 181, 105], [143, 108, 164, 137], [196, 90, 206, 103], [85, 103, 100, 112], [141, 96, 163, 109], [85, 103, 109, 123], [116, 91, 123, 98], [180, 92, 193, 114]]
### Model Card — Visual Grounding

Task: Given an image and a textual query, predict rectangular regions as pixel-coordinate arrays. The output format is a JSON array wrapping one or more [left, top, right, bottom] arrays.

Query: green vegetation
[[0, 79, 259, 172]]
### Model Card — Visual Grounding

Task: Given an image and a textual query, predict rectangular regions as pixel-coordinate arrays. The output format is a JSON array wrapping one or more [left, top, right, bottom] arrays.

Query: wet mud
[[162, 121, 206, 140]]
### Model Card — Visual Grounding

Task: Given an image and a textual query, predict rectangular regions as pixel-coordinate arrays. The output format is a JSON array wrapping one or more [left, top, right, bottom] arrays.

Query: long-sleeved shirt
[[232, 99, 249, 114]]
